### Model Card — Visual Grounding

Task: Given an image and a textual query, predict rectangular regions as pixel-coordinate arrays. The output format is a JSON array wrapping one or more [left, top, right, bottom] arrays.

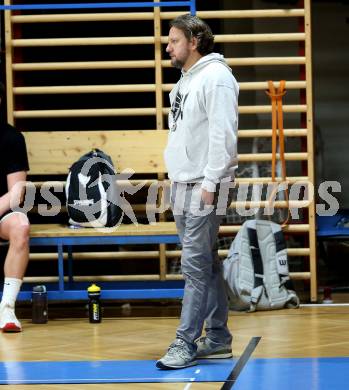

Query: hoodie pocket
[[164, 142, 197, 177]]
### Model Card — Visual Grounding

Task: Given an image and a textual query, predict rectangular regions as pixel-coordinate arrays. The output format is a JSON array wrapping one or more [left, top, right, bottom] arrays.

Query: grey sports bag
[[223, 219, 300, 312]]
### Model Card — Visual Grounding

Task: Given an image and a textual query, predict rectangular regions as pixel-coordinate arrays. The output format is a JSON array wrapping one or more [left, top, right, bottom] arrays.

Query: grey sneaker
[[156, 338, 197, 369], [196, 337, 232, 359]]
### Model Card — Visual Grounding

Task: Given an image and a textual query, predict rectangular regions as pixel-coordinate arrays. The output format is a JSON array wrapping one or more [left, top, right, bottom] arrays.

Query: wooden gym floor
[[1, 301, 349, 389]]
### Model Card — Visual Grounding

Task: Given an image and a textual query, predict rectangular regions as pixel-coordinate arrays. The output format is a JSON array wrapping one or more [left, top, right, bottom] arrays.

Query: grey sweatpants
[[171, 182, 233, 347]]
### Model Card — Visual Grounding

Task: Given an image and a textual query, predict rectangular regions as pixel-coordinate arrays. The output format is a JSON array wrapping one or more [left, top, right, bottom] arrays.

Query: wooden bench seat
[[30, 222, 179, 238], [29, 221, 310, 238]]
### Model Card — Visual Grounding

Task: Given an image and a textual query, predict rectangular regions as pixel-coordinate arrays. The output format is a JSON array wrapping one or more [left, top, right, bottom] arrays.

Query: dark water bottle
[[32, 285, 48, 324], [88, 284, 101, 323]]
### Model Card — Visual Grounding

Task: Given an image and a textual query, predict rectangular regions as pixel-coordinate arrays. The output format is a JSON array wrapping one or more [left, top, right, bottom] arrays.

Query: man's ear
[[190, 36, 199, 51]]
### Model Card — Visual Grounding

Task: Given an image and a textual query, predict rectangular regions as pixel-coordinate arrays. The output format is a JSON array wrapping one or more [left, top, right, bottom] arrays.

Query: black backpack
[[65, 149, 123, 227]]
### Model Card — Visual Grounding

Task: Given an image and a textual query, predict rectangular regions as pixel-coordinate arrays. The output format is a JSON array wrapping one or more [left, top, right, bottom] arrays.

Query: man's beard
[[171, 57, 184, 69], [170, 49, 190, 69]]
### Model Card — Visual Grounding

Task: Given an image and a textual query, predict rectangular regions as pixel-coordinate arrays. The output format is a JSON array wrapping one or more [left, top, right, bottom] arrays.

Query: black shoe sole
[[156, 360, 197, 370]]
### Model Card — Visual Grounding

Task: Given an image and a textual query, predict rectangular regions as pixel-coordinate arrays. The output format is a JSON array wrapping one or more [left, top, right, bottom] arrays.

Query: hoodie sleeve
[[201, 80, 239, 192]]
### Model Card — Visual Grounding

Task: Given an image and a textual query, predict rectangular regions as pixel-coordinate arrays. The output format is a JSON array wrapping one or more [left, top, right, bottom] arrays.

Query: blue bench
[[317, 210, 349, 238], [316, 210, 349, 270], [20, 222, 185, 301]]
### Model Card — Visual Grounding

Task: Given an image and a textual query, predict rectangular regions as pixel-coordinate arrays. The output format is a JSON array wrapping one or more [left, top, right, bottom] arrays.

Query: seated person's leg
[[0, 212, 30, 332]]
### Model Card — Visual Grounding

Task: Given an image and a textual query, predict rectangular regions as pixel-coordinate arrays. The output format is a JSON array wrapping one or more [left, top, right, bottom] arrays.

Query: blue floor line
[[0, 359, 236, 384], [0, 357, 349, 387]]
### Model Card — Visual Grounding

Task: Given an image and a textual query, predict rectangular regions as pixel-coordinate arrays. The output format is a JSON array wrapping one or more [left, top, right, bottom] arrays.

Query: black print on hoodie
[[170, 90, 189, 131]]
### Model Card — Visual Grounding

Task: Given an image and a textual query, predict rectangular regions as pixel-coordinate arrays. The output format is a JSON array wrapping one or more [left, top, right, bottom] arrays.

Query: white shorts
[[0, 211, 27, 225]]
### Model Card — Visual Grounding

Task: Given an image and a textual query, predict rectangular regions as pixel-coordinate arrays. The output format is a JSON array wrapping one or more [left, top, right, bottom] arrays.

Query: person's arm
[[0, 127, 30, 216], [201, 83, 238, 204], [0, 171, 27, 217]]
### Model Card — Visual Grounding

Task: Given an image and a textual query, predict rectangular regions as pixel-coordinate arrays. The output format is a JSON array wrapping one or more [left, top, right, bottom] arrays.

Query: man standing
[[0, 82, 30, 332], [156, 15, 239, 369]]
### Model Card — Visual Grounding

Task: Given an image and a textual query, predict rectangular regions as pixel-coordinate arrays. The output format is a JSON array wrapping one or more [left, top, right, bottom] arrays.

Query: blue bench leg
[[57, 244, 64, 293], [67, 245, 74, 285]]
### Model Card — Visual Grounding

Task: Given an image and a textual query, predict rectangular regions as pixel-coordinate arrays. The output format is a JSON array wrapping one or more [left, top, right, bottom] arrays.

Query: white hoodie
[[164, 52, 239, 192]]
